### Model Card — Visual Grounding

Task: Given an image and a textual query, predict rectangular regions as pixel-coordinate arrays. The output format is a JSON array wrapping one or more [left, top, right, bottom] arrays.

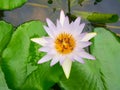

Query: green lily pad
[[59, 28, 120, 90], [1, 21, 63, 90], [0, 21, 13, 54], [0, 0, 27, 10], [0, 21, 13, 90], [0, 67, 10, 90]]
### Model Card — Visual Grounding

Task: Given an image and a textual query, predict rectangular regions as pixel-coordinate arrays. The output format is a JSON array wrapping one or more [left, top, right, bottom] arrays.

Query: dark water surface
[[2, 0, 120, 33]]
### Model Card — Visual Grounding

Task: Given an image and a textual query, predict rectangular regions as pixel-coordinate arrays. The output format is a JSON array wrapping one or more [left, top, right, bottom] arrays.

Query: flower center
[[55, 33, 76, 54]]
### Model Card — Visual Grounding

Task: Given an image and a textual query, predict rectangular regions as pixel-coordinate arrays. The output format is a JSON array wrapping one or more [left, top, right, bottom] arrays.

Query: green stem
[[68, 0, 71, 14]]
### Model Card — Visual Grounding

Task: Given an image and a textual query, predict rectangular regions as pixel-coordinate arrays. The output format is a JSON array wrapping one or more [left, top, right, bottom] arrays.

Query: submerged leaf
[[87, 12, 119, 23], [74, 11, 119, 23]]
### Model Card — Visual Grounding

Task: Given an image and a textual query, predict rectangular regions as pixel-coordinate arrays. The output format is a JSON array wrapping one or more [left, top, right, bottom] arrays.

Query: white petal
[[60, 10, 65, 26], [77, 42, 92, 48], [78, 23, 85, 34], [78, 32, 87, 39], [31, 37, 47, 46], [50, 56, 59, 66], [71, 21, 85, 36], [81, 32, 97, 41], [59, 55, 65, 65], [44, 26, 54, 38], [39, 46, 50, 52], [79, 51, 95, 60], [38, 54, 52, 64], [64, 17, 69, 26], [62, 59, 72, 79], [74, 55, 85, 64], [74, 17, 81, 26], [56, 19, 62, 29], [46, 18, 55, 29]]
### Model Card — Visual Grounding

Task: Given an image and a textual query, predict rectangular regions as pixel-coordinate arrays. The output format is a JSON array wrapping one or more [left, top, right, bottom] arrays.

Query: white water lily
[[31, 10, 96, 79]]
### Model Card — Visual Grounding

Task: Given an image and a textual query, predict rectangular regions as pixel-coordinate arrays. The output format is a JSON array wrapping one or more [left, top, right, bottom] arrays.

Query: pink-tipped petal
[[38, 55, 52, 64], [81, 32, 97, 41], [79, 51, 95, 60], [58, 55, 66, 65], [62, 59, 72, 79], [78, 42, 92, 48], [74, 55, 85, 64], [72, 18, 85, 35], [59, 56, 65, 65], [44, 26, 54, 38], [74, 17, 81, 26], [78, 23, 85, 33], [56, 19, 62, 29], [50, 57, 59, 66], [78, 32, 87, 39], [46, 18, 55, 29], [39, 46, 50, 52], [64, 17, 69, 26]]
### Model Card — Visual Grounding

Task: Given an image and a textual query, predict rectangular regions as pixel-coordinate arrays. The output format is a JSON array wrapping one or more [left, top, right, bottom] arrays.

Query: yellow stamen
[[55, 33, 76, 54]]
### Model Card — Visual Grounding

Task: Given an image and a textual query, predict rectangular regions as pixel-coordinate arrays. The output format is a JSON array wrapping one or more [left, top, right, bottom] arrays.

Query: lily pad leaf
[[0, 0, 27, 10], [0, 21, 13, 90], [0, 67, 10, 90], [0, 21, 13, 54], [59, 28, 120, 90], [1, 21, 63, 90]]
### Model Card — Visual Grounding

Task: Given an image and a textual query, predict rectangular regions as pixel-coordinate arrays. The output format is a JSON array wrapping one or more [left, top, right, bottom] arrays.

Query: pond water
[[1, 0, 120, 33]]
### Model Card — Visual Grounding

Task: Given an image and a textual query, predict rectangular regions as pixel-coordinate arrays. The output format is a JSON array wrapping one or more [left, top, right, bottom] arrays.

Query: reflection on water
[[1, 0, 120, 33]]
